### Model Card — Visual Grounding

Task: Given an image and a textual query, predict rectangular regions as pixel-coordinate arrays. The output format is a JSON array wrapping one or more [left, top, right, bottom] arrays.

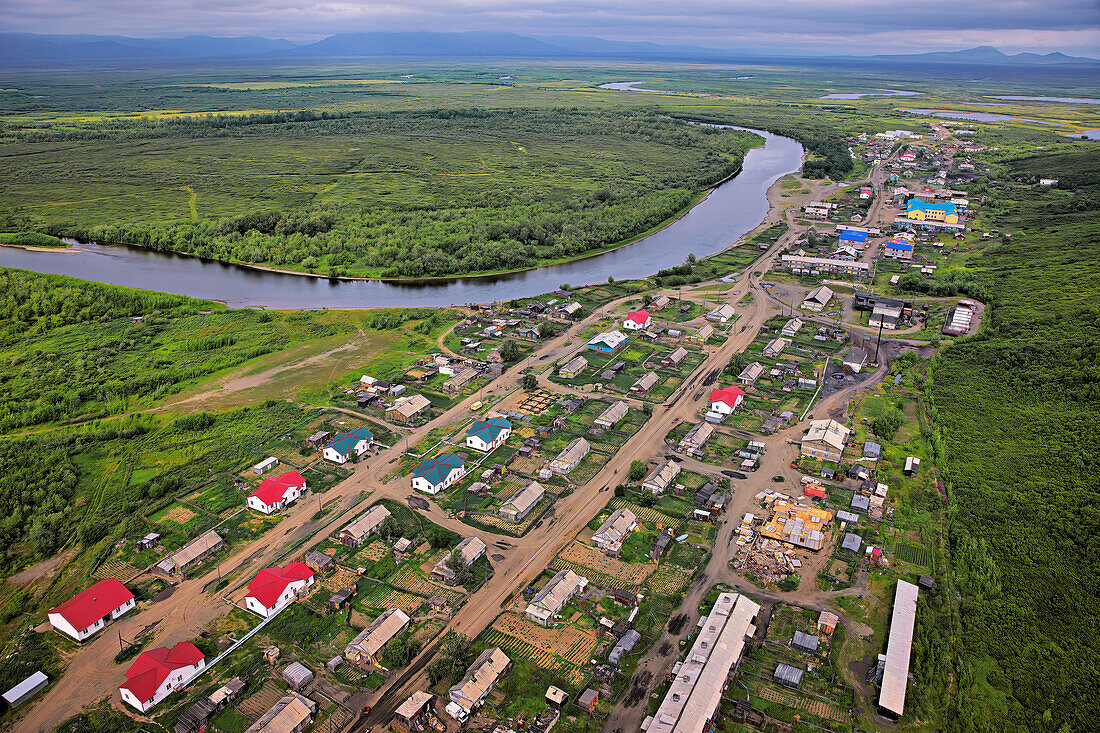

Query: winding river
[[0, 127, 803, 308]]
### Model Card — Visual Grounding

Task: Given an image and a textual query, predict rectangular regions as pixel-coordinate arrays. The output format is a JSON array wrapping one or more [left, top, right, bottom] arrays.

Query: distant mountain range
[[871, 45, 1095, 65], [0, 32, 1095, 67]]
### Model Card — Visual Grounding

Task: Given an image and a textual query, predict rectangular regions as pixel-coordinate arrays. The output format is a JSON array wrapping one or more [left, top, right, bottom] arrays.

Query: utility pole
[[873, 317, 885, 365]]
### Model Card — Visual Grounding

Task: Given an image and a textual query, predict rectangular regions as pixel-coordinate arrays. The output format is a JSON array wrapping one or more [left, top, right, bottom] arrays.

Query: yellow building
[[906, 199, 959, 224]]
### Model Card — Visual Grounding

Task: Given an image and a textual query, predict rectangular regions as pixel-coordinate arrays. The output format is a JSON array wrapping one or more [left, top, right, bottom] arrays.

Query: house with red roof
[[247, 471, 307, 514], [708, 386, 746, 417], [245, 563, 315, 618], [119, 642, 206, 712], [623, 310, 652, 331], [47, 578, 135, 642]]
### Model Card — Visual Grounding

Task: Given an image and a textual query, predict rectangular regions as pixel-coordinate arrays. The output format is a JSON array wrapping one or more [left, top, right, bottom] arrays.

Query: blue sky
[[3, 0, 1099, 56]]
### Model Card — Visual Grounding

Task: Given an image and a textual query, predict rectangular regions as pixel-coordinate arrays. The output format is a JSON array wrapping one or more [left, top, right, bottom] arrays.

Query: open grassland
[[0, 269, 456, 431]]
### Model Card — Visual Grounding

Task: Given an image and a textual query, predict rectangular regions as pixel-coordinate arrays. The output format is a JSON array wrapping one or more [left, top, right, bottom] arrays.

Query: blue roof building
[[466, 416, 512, 452], [323, 427, 374, 463], [839, 230, 867, 243], [412, 454, 466, 494]]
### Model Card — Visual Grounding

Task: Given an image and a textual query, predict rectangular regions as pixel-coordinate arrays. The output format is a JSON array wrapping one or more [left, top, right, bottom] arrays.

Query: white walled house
[[323, 428, 374, 464], [47, 579, 135, 642], [623, 310, 652, 330], [708, 386, 746, 416], [412, 454, 466, 494], [246, 471, 307, 514], [465, 417, 511, 453], [119, 642, 205, 713], [245, 563, 315, 618]]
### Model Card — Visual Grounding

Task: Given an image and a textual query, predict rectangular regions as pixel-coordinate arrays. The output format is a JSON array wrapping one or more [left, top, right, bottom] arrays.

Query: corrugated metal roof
[[879, 580, 919, 717]]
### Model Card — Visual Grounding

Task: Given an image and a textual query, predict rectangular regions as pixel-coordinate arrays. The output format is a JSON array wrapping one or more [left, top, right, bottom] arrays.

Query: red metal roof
[[805, 486, 826, 498], [122, 642, 205, 703], [48, 578, 134, 633], [709, 385, 746, 409], [625, 310, 651, 324], [246, 562, 314, 609], [248, 470, 307, 507]]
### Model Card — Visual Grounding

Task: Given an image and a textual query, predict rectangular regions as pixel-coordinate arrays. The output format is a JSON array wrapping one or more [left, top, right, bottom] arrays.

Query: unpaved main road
[[17, 171, 886, 732]]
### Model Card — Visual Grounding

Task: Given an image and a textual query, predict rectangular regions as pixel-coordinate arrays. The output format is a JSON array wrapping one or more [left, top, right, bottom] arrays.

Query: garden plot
[[479, 629, 588, 688], [755, 684, 847, 722], [92, 559, 141, 582], [492, 612, 599, 665], [236, 681, 286, 721], [466, 496, 551, 537], [345, 540, 388, 567], [559, 541, 655, 586], [359, 583, 426, 615], [411, 619, 445, 645], [646, 562, 694, 595], [390, 564, 466, 605], [607, 499, 680, 528]]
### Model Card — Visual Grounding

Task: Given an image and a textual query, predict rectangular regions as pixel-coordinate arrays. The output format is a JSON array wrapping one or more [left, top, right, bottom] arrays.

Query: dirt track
[[16, 165, 900, 733]]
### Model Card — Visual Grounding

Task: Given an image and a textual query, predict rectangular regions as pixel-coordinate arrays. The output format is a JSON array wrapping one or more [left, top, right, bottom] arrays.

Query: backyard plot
[[559, 541, 655, 586], [755, 684, 847, 722], [390, 564, 466, 605], [892, 540, 933, 568], [91, 558, 142, 582], [646, 562, 694, 595], [358, 582, 426, 615], [466, 496, 551, 537], [607, 499, 681, 528], [492, 612, 599, 665], [479, 628, 588, 688], [235, 681, 286, 722]]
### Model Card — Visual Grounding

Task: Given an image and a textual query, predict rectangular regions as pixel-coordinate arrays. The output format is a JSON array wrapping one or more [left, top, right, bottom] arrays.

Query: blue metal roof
[[839, 230, 867, 242], [467, 416, 511, 444], [886, 240, 914, 251], [413, 453, 465, 485], [325, 427, 374, 458]]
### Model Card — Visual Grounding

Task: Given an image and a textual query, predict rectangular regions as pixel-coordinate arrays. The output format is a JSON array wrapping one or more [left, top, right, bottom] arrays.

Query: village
[[3, 113, 1000, 733]]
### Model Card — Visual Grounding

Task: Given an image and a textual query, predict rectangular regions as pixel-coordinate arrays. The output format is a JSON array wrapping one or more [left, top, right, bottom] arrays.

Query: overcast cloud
[[4, 0, 1099, 55]]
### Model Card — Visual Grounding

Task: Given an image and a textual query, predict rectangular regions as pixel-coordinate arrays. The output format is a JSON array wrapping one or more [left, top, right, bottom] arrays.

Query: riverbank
[[0, 128, 804, 307]]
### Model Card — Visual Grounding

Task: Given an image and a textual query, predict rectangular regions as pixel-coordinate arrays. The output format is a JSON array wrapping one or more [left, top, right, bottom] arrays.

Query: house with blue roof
[[839, 229, 867, 244], [466, 416, 512, 453], [412, 454, 467, 494], [323, 427, 374, 464], [883, 237, 914, 260]]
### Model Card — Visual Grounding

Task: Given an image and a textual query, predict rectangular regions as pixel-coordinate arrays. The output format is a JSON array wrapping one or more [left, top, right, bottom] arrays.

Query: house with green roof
[[412, 454, 467, 494], [323, 427, 374, 464], [465, 416, 512, 453]]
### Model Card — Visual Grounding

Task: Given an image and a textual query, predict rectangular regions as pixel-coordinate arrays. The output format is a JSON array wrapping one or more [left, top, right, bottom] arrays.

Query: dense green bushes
[[0, 269, 352, 430], [6, 109, 753, 278], [928, 166, 1100, 731]]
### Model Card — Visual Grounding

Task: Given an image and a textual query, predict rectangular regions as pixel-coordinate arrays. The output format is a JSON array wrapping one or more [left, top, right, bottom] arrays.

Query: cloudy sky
[[4, 0, 1099, 55]]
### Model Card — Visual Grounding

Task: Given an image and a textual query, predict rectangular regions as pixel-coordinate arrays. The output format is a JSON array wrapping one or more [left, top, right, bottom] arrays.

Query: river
[[0, 127, 803, 309]]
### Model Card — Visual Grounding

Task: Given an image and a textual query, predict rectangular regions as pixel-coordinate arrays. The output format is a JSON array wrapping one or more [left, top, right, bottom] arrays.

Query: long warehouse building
[[879, 579, 919, 718], [644, 592, 760, 733]]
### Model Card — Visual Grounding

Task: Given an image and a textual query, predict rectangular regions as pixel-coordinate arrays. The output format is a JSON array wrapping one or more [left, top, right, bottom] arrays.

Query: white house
[[706, 304, 736, 323], [47, 579, 135, 642], [709, 385, 746, 416], [246, 470, 307, 514], [623, 310, 652, 330], [411, 454, 466, 494], [245, 563, 315, 618], [592, 509, 637, 556], [465, 416, 511, 453], [323, 428, 373, 464], [120, 642, 206, 713]]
